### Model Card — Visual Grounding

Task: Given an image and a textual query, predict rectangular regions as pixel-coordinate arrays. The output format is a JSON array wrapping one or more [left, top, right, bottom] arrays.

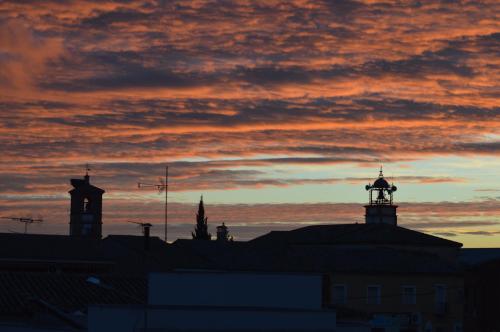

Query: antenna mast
[[137, 166, 169, 242], [1, 216, 43, 234], [165, 166, 168, 243]]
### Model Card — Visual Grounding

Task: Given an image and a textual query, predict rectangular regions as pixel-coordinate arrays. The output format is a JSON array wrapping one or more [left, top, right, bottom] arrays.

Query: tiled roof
[[0, 272, 146, 316]]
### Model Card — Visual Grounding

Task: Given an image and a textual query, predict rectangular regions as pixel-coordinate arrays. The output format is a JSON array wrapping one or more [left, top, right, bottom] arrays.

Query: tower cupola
[[216, 222, 232, 242], [364, 167, 398, 225]]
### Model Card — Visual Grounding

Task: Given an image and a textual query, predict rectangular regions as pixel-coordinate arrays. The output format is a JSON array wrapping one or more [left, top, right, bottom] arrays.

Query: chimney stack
[[143, 223, 152, 250]]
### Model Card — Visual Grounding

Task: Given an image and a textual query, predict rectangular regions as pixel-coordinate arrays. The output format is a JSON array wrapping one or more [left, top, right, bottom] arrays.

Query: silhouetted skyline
[[0, 1, 498, 246]]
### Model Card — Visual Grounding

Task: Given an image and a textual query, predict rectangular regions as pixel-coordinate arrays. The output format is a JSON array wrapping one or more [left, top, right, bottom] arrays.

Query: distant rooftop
[[173, 237, 461, 275], [0, 233, 107, 263], [250, 223, 462, 248], [0, 233, 210, 274]]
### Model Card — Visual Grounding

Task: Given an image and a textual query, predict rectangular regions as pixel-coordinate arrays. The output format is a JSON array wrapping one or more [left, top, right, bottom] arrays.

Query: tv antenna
[[0, 216, 43, 234], [137, 166, 168, 242]]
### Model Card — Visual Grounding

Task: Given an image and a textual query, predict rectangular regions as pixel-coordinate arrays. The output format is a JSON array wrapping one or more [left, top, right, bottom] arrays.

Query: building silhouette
[[69, 172, 105, 239], [216, 222, 232, 242], [174, 170, 464, 331], [1, 168, 499, 331]]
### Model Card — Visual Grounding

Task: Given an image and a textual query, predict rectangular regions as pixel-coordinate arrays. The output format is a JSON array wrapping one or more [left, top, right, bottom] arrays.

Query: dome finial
[[379, 165, 383, 177]]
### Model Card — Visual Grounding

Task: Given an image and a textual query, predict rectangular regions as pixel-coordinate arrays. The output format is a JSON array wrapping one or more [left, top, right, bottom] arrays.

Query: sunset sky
[[0, 0, 499, 246]]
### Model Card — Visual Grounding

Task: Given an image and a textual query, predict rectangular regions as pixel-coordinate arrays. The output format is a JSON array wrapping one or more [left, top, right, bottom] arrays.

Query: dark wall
[[464, 260, 500, 332]]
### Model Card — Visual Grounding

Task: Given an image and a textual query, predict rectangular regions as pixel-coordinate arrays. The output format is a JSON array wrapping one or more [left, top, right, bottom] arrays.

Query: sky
[[0, 0, 498, 246]]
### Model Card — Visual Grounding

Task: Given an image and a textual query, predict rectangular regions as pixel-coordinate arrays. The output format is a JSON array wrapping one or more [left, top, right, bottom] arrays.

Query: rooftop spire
[[379, 165, 383, 177]]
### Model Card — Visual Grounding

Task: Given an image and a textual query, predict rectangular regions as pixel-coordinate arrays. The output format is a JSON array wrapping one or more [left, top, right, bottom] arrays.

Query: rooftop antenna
[[137, 166, 168, 243], [1, 216, 43, 234]]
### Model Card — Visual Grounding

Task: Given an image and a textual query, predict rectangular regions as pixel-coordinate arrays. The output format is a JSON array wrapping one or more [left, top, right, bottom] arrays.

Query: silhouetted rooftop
[[0, 233, 207, 274], [69, 175, 105, 193], [173, 239, 245, 269], [172, 238, 460, 275], [279, 246, 460, 274], [249, 223, 462, 248], [103, 235, 209, 271], [0, 272, 145, 317], [0, 233, 108, 263]]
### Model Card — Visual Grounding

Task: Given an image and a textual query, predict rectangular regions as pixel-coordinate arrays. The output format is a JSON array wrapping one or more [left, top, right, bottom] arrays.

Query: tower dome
[[371, 167, 391, 189]]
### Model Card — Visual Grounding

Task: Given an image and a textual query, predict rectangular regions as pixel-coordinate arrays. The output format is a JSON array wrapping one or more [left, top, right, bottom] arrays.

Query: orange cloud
[[0, 19, 64, 97], [0, 0, 498, 244]]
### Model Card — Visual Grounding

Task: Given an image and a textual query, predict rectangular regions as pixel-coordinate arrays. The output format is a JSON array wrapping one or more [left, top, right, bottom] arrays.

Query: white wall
[[149, 272, 323, 310]]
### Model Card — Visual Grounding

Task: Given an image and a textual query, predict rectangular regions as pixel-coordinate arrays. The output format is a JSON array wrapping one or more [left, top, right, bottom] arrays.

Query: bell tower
[[69, 168, 105, 239], [364, 167, 398, 226]]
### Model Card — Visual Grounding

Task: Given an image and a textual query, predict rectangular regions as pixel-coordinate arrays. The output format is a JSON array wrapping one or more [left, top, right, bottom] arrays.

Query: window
[[367, 285, 381, 304], [332, 284, 347, 304], [83, 197, 91, 212], [402, 286, 416, 304]]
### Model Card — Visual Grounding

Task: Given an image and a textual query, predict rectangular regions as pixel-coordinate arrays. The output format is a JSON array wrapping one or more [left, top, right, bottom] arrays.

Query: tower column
[[69, 173, 105, 239]]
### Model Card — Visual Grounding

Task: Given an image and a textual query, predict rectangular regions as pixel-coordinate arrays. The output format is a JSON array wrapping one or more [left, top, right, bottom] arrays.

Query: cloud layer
[[0, 1, 499, 245]]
